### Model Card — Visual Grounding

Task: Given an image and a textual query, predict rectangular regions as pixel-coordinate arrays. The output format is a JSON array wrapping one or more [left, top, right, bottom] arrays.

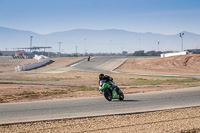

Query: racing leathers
[[99, 75, 120, 94]]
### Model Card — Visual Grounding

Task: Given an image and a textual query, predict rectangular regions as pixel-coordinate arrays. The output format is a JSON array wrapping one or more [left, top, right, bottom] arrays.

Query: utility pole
[[180, 32, 184, 51], [75, 46, 78, 54], [58, 42, 62, 57], [155, 40, 157, 51], [139, 38, 141, 51], [110, 40, 112, 54], [30, 36, 33, 53], [84, 39, 86, 55]]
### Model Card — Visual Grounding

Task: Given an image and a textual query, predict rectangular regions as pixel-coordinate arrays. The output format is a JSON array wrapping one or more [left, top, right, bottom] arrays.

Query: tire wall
[[15, 55, 50, 71]]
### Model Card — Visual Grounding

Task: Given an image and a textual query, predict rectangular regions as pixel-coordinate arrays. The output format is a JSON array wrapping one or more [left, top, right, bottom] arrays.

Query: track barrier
[[161, 51, 188, 58], [15, 55, 50, 71]]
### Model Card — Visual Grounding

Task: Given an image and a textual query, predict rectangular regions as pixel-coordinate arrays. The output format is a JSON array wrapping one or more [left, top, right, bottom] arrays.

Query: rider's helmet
[[99, 73, 104, 80]]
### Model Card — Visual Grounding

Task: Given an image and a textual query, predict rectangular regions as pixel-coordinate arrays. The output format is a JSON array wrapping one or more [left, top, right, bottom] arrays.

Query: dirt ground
[[1, 55, 200, 132], [0, 58, 37, 73], [116, 54, 200, 75], [0, 56, 190, 103], [1, 55, 200, 103], [0, 83, 181, 103]]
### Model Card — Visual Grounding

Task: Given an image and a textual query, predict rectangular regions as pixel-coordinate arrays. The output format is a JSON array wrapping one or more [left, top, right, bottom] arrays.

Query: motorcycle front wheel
[[104, 89, 112, 101]]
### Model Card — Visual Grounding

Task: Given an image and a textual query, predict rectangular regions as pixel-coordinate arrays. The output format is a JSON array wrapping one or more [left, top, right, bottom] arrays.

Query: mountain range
[[0, 26, 200, 53]]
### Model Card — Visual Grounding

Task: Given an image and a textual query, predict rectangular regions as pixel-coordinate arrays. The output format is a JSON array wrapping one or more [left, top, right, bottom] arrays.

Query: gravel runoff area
[[0, 106, 200, 133]]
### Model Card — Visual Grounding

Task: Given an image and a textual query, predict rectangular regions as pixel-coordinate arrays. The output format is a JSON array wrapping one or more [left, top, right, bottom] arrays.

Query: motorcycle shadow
[[113, 100, 139, 102]]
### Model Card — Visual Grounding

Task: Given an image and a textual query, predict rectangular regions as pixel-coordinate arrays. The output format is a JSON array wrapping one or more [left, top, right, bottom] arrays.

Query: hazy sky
[[0, 0, 200, 35]]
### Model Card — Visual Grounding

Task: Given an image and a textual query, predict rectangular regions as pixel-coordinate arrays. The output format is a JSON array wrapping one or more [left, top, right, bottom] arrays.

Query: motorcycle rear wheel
[[119, 90, 124, 101]]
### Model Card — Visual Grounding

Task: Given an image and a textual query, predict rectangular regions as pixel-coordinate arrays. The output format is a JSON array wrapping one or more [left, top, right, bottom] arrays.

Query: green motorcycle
[[99, 80, 124, 101]]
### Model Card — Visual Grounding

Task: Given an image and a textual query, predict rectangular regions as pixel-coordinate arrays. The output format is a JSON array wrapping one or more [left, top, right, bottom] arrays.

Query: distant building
[[1, 51, 15, 56], [15, 50, 25, 56], [1, 46, 52, 57]]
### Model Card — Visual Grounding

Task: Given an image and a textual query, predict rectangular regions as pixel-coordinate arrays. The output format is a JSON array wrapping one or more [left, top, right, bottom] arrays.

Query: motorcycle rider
[[88, 56, 90, 61], [99, 73, 120, 94]]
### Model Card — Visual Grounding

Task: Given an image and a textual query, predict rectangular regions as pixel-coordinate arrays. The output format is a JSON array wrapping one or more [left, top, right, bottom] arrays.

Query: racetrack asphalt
[[0, 86, 200, 124]]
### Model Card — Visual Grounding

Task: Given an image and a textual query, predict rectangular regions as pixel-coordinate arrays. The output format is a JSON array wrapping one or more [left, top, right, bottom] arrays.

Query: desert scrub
[[50, 89, 69, 95], [76, 86, 98, 91], [0, 77, 75, 82], [15, 91, 39, 98], [42, 87, 98, 96], [3, 94, 15, 99], [0, 97, 3, 103], [42, 88, 73, 96], [127, 77, 200, 86], [75, 76, 81, 79]]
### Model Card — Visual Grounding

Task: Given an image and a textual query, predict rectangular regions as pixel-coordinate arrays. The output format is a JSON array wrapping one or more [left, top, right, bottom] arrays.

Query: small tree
[[187, 49, 200, 54], [146, 51, 162, 56], [0, 51, 2, 56], [133, 50, 145, 56], [122, 51, 128, 55]]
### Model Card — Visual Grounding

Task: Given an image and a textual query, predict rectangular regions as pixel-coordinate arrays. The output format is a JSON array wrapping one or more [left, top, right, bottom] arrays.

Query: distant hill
[[0, 26, 200, 53]]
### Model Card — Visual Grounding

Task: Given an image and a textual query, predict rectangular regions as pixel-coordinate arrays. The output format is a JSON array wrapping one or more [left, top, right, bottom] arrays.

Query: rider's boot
[[115, 86, 120, 95]]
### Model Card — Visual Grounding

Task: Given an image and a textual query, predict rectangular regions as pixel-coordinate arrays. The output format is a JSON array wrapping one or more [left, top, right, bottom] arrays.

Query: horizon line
[[0, 26, 198, 36]]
